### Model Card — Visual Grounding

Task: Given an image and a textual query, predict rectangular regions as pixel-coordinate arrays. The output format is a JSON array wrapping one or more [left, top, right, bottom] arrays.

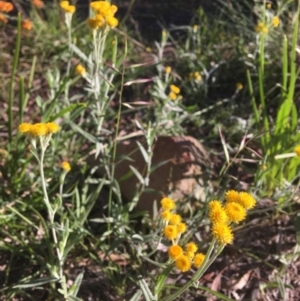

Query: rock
[[111, 136, 211, 215]]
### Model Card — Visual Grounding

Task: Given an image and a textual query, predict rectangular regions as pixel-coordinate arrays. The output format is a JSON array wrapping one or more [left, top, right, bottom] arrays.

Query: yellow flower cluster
[[60, 1, 76, 14], [209, 190, 257, 245], [161, 197, 206, 272], [255, 22, 268, 34], [19, 122, 60, 137], [87, 1, 118, 30], [165, 66, 172, 74], [189, 71, 202, 82], [168, 84, 181, 101], [61, 161, 71, 172], [0, 1, 13, 24], [294, 146, 300, 157], [75, 64, 86, 76]]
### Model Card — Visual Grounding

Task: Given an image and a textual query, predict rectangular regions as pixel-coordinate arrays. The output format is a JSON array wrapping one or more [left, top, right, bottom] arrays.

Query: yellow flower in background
[[168, 91, 177, 101], [208, 200, 228, 224], [22, 19, 32, 30], [294, 146, 300, 157], [89, 1, 118, 29], [161, 210, 171, 221], [266, 2, 272, 9], [193, 253, 205, 268], [0, 1, 13, 13], [272, 16, 280, 27], [225, 190, 240, 203], [106, 15, 118, 28], [194, 71, 202, 81], [164, 225, 178, 240], [236, 82, 243, 90], [75, 64, 86, 76], [169, 214, 182, 225], [87, 18, 100, 30], [175, 255, 191, 272], [224, 202, 246, 223], [60, 1, 75, 14], [255, 22, 268, 34], [61, 161, 71, 172], [32, 0, 44, 9], [238, 192, 257, 210], [45, 122, 60, 134], [168, 245, 183, 260], [161, 197, 175, 210], [29, 123, 48, 136], [177, 222, 187, 234], [170, 84, 180, 94], [212, 222, 233, 245], [165, 66, 172, 74], [185, 242, 198, 254]]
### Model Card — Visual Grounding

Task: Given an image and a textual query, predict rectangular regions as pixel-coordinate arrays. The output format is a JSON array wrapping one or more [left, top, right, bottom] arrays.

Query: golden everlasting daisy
[[161, 210, 171, 221], [208, 200, 228, 224], [61, 161, 71, 172], [169, 214, 182, 225], [19, 123, 32, 134], [177, 222, 187, 234], [272, 16, 280, 27], [169, 92, 177, 101], [185, 242, 198, 254], [175, 255, 191, 272], [164, 225, 178, 240], [106, 16, 118, 28], [225, 190, 240, 203], [212, 222, 233, 245], [75, 64, 86, 76], [224, 202, 246, 223], [30, 123, 48, 136], [161, 197, 175, 210], [45, 122, 60, 134], [294, 146, 300, 157], [60, 1, 75, 14], [255, 22, 268, 34], [239, 192, 256, 210], [168, 245, 183, 260], [170, 84, 180, 94], [193, 253, 205, 268], [165, 66, 171, 74]]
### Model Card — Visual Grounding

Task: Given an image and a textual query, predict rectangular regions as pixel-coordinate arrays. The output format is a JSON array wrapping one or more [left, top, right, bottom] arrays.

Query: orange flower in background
[[0, 1, 13, 13], [22, 19, 32, 30], [32, 0, 44, 9], [0, 12, 7, 23]]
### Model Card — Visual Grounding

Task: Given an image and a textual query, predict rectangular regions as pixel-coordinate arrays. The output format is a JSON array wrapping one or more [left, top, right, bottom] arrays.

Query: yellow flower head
[[225, 190, 240, 203], [266, 2, 272, 9], [194, 71, 202, 81], [161, 197, 175, 210], [224, 202, 246, 223], [165, 66, 172, 74], [45, 122, 60, 134], [238, 192, 257, 210], [169, 214, 182, 225], [164, 225, 178, 240], [87, 18, 99, 30], [106, 16, 118, 28], [169, 92, 177, 101], [29, 123, 48, 136], [60, 1, 75, 14], [294, 146, 300, 157], [208, 200, 228, 224], [193, 253, 205, 268], [161, 210, 171, 221], [170, 84, 180, 94], [22, 19, 32, 31], [0, 1, 13, 13], [75, 64, 86, 76], [272, 16, 280, 27], [255, 22, 268, 34], [168, 245, 183, 260], [185, 242, 198, 254], [175, 255, 191, 272], [177, 222, 187, 234], [236, 82, 243, 90], [186, 251, 195, 259], [212, 222, 233, 245], [19, 123, 32, 134], [61, 161, 71, 172]]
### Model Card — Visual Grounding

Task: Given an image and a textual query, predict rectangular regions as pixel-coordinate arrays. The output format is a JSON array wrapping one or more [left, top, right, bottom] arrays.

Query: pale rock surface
[[112, 136, 211, 215]]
